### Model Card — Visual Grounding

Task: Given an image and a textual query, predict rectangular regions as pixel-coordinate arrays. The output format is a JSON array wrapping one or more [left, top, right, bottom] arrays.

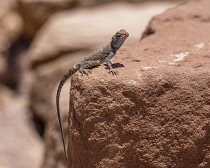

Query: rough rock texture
[[68, 0, 210, 167], [0, 85, 44, 168]]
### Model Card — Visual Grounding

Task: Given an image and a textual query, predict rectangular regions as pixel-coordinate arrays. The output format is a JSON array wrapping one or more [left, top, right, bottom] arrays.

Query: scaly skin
[[56, 29, 129, 161]]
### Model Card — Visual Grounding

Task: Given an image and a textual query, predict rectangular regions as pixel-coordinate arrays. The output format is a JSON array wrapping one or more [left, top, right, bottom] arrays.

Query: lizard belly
[[81, 60, 101, 69]]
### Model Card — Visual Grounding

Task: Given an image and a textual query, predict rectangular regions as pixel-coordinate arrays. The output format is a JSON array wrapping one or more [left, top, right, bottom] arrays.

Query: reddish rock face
[[69, 0, 210, 167]]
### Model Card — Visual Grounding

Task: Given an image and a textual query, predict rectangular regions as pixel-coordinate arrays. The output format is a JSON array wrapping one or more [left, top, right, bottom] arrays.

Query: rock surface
[[69, 0, 210, 167]]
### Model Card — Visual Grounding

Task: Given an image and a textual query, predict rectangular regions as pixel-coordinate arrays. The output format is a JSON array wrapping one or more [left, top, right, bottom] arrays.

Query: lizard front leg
[[105, 52, 118, 75], [106, 60, 119, 75]]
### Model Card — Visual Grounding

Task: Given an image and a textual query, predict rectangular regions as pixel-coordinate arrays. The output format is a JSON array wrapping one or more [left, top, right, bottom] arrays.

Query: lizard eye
[[117, 34, 122, 38]]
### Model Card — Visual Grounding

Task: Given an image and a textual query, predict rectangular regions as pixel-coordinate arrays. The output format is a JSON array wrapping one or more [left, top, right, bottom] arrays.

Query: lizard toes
[[109, 69, 118, 75], [79, 70, 84, 75], [79, 69, 90, 75], [87, 69, 92, 74]]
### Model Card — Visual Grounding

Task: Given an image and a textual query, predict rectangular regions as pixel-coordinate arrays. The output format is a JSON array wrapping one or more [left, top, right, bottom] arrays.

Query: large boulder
[[68, 0, 210, 167]]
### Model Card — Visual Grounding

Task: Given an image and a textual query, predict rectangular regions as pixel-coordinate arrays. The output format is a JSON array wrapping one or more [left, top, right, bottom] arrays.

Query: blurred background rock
[[0, 0, 186, 168]]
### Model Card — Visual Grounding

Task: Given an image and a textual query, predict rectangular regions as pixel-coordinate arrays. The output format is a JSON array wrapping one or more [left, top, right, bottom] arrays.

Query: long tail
[[56, 64, 80, 161]]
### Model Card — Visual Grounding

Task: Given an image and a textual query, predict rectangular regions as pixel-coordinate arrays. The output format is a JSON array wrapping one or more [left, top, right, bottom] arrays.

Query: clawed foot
[[79, 69, 92, 75], [109, 68, 119, 75]]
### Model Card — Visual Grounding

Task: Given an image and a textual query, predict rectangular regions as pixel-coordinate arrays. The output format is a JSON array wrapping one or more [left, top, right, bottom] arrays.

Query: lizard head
[[111, 29, 129, 49]]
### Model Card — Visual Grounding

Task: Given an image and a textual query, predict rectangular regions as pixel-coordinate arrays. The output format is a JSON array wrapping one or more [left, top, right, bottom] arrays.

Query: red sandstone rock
[[68, 0, 210, 167]]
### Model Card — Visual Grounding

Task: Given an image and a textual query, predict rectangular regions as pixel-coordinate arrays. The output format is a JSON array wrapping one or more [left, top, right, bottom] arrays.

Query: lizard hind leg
[[79, 68, 92, 75], [79, 60, 101, 75]]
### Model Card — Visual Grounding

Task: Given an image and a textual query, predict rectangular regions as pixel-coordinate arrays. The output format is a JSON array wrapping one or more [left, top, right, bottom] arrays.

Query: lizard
[[56, 29, 129, 161]]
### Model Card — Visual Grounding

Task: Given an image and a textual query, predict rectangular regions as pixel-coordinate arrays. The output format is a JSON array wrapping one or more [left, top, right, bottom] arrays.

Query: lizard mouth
[[119, 29, 129, 38]]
